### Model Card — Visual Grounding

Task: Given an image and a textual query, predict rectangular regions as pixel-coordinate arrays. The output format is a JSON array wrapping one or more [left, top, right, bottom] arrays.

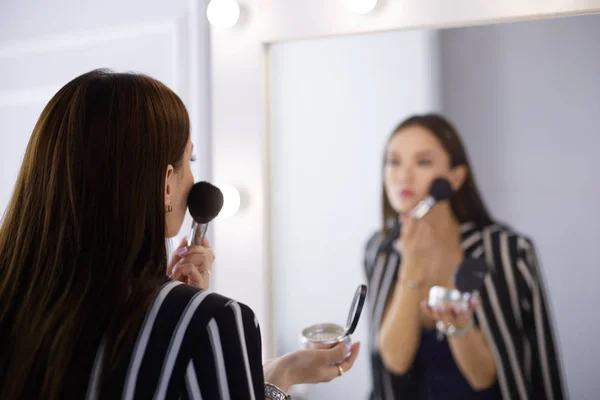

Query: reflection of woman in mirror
[[364, 114, 565, 399]]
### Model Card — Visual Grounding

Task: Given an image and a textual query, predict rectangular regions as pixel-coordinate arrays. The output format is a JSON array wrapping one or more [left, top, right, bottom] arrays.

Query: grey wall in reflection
[[441, 15, 600, 397]]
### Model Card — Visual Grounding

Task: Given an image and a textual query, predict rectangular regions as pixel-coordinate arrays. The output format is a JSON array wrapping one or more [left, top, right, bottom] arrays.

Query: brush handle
[[187, 221, 210, 247], [411, 195, 436, 219]]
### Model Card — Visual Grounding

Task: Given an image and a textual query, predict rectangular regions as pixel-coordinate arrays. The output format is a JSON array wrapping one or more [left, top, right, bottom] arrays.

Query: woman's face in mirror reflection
[[384, 125, 458, 216], [164, 140, 196, 238]]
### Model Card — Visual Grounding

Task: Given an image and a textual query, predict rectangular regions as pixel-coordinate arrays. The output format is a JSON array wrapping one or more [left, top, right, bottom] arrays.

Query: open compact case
[[428, 286, 472, 313], [299, 284, 367, 357], [427, 257, 492, 312]]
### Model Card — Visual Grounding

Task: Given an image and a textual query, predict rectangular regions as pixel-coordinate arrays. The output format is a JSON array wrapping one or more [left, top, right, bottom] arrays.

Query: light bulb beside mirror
[[342, 0, 379, 15], [206, 0, 241, 29], [217, 184, 242, 218]]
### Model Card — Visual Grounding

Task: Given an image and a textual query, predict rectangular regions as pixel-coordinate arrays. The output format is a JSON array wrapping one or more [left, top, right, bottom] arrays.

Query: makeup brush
[[186, 181, 224, 247], [411, 177, 454, 219]]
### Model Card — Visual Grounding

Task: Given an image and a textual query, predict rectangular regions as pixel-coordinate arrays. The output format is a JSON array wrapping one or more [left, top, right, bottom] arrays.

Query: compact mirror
[[299, 284, 368, 357], [344, 284, 367, 336]]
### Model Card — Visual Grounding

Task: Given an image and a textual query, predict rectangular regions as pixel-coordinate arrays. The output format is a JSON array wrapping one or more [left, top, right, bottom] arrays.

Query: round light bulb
[[218, 184, 241, 218], [342, 0, 378, 14], [206, 0, 241, 29]]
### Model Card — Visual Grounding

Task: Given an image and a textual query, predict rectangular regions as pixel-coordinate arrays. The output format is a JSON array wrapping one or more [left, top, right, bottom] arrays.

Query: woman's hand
[[400, 212, 463, 285], [400, 215, 434, 265], [167, 237, 215, 290], [399, 215, 437, 282], [263, 341, 361, 393], [420, 295, 480, 331]]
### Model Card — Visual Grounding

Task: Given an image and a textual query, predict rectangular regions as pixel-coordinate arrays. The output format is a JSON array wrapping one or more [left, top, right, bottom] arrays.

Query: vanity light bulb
[[218, 184, 241, 217], [343, 0, 378, 14], [206, 0, 241, 29]]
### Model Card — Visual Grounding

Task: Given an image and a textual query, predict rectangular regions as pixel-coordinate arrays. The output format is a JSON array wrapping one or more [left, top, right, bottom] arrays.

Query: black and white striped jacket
[[364, 222, 566, 400], [84, 281, 264, 399]]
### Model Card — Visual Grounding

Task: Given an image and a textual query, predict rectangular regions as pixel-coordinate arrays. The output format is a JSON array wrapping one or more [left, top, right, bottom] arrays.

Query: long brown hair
[[382, 113, 493, 236], [0, 69, 190, 399]]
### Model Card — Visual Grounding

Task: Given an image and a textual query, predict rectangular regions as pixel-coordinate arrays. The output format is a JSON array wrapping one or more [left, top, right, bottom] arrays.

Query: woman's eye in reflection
[[191, 153, 197, 162], [385, 158, 400, 167], [417, 159, 432, 167]]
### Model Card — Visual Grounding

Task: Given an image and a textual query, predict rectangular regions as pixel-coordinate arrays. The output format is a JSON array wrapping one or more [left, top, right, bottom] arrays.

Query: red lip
[[400, 189, 415, 198]]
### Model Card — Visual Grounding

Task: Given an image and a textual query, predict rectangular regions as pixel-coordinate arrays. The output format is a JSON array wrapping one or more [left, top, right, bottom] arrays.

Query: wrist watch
[[265, 383, 292, 400]]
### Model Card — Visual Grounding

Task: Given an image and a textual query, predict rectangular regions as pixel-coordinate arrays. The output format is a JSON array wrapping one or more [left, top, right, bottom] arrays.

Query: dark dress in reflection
[[414, 328, 502, 399], [364, 222, 565, 400]]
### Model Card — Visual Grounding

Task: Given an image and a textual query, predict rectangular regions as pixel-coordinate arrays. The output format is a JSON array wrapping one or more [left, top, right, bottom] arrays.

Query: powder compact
[[428, 257, 492, 312], [428, 285, 472, 312], [299, 284, 367, 358]]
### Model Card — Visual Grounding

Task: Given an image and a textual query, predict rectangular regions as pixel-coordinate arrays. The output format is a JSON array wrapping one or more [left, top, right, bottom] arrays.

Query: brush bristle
[[187, 181, 224, 224], [429, 178, 453, 201]]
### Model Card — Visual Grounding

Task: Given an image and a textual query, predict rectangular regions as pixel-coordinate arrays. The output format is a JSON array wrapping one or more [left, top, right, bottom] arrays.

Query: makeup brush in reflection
[[411, 177, 454, 219], [186, 181, 224, 247]]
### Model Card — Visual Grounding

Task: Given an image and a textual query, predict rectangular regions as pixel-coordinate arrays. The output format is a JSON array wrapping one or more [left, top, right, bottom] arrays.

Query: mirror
[[269, 13, 599, 400]]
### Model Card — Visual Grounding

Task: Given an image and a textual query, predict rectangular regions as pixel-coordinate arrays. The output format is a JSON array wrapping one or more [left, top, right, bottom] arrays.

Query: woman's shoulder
[[152, 281, 259, 330], [363, 229, 390, 264], [480, 222, 536, 254], [365, 221, 399, 253], [120, 282, 261, 397], [478, 223, 542, 285], [365, 230, 384, 252]]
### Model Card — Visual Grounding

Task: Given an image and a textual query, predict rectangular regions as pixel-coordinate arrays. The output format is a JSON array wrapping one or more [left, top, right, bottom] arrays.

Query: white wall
[[440, 14, 600, 400], [0, 0, 211, 252], [269, 30, 440, 399]]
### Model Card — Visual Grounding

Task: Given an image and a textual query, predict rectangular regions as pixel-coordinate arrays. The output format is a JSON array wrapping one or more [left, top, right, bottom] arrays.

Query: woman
[[0, 69, 360, 400], [365, 114, 565, 399]]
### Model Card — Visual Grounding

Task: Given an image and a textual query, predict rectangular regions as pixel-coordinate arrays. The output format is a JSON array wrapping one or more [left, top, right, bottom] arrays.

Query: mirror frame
[[208, 0, 600, 358]]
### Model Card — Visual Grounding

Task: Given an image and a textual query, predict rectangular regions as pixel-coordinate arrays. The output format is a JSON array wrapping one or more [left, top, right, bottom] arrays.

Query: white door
[[0, 0, 211, 250]]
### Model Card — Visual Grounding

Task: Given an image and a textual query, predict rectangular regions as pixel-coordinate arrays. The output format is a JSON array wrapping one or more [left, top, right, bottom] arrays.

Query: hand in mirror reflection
[[263, 341, 361, 392], [400, 211, 463, 287], [420, 295, 479, 329], [168, 236, 215, 290]]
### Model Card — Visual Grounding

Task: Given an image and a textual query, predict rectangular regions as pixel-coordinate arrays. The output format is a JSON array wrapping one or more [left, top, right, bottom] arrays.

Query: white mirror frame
[[209, 0, 600, 359]]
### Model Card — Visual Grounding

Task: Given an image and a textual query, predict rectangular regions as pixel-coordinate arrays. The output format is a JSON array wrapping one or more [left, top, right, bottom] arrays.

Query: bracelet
[[436, 318, 474, 339], [398, 277, 421, 289], [265, 383, 292, 400]]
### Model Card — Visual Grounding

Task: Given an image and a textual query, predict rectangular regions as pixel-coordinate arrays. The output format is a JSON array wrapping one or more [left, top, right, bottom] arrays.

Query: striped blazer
[[364, 222, 566, 400], [82, 280, 264, 399]]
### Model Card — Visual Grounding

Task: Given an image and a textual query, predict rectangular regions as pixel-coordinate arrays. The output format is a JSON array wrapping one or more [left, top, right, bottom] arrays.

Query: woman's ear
[[164, 164, 174, 209], [449, 165, 468, 192]]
